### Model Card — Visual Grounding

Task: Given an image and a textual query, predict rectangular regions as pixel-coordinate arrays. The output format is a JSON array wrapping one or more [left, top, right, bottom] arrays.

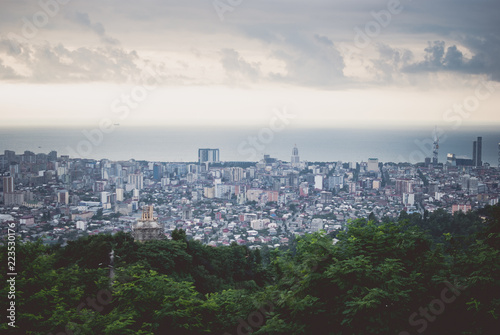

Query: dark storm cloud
[[1, 0, 499, 85], [460, 34, 500, 81], [216, 0, 500, 85], [402, 35, 500, 81], [374, 0, 500, 81]]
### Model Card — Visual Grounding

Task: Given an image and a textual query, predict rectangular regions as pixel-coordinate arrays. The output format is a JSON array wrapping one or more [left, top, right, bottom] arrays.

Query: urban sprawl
[[1, 141, 499, 248]]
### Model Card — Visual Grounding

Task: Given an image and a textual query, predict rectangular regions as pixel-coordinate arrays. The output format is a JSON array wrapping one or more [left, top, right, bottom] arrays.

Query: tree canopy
[[1, 205, 499, 334]]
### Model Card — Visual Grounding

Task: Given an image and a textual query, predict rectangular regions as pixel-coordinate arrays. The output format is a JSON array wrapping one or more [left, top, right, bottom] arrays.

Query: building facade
[[132, 206, 164, 242]]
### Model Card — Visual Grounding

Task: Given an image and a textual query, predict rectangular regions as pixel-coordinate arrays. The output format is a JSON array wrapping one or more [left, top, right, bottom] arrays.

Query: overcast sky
[[1, 0, 499, 128]]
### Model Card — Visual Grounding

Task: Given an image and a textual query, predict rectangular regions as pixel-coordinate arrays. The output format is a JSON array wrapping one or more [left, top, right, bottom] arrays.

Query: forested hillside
[[1, 205, 499, 334]]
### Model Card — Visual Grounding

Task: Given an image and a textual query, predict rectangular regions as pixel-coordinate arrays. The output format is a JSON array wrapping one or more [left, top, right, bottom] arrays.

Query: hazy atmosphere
[[1, 2, 500, 335], [1, 0, 499, 128]]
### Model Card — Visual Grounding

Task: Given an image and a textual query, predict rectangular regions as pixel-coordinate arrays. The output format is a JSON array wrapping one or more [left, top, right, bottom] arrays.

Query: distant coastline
[[1, 126, 499, 165]]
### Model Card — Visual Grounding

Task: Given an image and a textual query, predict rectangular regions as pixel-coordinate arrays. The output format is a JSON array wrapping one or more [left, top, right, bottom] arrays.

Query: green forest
[[1, 205, 500, 334]]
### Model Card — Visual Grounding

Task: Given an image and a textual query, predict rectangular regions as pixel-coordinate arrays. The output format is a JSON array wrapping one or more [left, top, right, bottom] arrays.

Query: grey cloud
[[268, 32, 345, 87], [0, 38, 23, 57], [220, 48, 260, 81], [232, 26, 348, 88], [424, 41, 446, 68], [0, 58, 21, 80], [369, 43, 413, 83], [314, 34, 334, 46], [2, 0, 500, 86], [32, 44, 139, 82], [402, 37, 500, 81], [443, 45, 464, 69], [461, 34, 500, 81], [69, 11, 120, 45], [0, 37, 151, 83]]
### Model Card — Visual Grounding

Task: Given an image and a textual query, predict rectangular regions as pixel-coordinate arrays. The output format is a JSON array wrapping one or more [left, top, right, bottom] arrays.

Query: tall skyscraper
[[153, 163, 162, 181], [477, 136, 482, 167], [472, 140, 477, 166], [291, 145, 300, 167], [3, 175, 14, 194], [432, 127, 439, 165], [198, 148, 219, 164], [473, 137, 482, 167]]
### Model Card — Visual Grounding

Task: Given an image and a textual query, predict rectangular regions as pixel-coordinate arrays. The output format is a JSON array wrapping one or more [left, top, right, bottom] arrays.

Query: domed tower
[[132, 206, 163, 242]]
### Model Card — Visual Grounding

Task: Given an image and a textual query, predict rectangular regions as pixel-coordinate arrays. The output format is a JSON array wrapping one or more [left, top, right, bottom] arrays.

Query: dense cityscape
[[2, 0, 500, 333], [2, 136, 499, 248]]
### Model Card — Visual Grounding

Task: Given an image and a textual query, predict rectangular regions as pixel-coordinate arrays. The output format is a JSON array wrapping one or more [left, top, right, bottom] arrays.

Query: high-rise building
[[127, 172, 143, 190], [348, 181, 357, 194], [48, 151, 57, 161], [198, 148, 219, 164], [472, 141, 477, 166], [477, 137, 482, 167], [23, 151, 36, 163], [469, 177, 479, 194], [4, 150, 16, 164], [291, 145, 300, 167], [3, 176, 23, 205], [367, 158, 379, 172], [320, 191, 332, 204], [432, 128, 439, 165], [3, 176, 14, 194], [57, 190, 69, 204], [116, 188, 124, 202], [395, 179, 414, 195], [403, 193, 415, 206], [100, 191, 110, 204], [447, 153, 456, 166], [473, 137, 482, 167], [153, 163, 162, 181], [314, 175, 324, 190], [182, 207, 193, 220]]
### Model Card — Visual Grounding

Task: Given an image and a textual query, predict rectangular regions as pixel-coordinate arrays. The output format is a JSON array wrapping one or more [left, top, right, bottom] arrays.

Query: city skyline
[[2, 131, 499, 166], [1, 0, 500, 128]]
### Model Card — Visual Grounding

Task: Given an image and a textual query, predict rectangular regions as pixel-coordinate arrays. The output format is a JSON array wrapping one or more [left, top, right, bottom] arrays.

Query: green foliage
[[171, 228, 187, 242], [2, 204, 499, 334]]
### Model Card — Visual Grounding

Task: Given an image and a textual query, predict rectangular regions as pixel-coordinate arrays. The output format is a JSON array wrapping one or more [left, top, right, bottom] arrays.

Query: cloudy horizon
[[1, 0, 499, 128]]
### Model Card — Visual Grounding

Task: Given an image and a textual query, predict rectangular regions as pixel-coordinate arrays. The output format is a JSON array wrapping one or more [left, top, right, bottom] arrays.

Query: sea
[[1, 126, 499, 166]]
